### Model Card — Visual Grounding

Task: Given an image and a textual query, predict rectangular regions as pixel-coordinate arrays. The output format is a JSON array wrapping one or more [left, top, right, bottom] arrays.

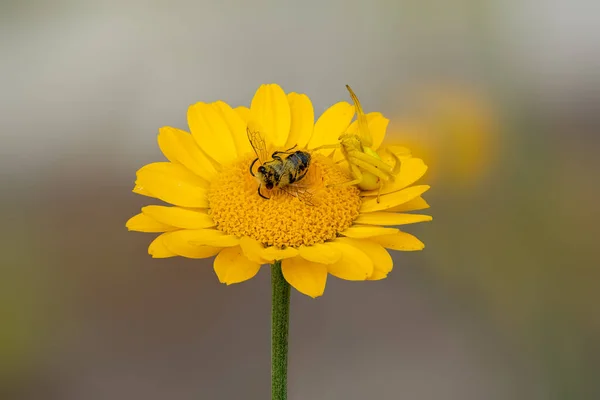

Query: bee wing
[[346, 85, 373, 148], [247, 123, 269, 164], [279, 185, 316, 207]]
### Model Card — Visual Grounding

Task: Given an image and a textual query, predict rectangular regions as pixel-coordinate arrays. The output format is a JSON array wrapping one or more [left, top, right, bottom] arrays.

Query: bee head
[[257, 165, 274, 189]]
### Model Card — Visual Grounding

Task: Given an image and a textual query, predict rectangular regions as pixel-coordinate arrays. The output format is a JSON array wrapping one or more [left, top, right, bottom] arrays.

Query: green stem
[[271, 261, 290, 400]]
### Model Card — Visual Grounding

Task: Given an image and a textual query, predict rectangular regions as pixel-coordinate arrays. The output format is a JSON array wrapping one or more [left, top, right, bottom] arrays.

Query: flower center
[[208, 153, 361, 248]]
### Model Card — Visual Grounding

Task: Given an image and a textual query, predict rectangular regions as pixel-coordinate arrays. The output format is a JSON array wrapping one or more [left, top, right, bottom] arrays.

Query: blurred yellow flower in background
[[127, 84, 431, 298], [387, 84, 498, 186]]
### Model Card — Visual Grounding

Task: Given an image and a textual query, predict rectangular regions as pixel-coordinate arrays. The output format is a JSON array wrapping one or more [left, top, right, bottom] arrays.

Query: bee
[[312, 85, 400, 202], [247, 122, 312, 202]]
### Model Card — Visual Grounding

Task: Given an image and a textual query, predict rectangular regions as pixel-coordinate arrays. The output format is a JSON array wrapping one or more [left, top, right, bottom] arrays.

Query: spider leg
[[312, 143, 341, 152], [346, 150, 394, 174], [346, 156, 391, 181], [376, 180, 383, 203], [390, 151, 402, 175], [326, 163, 363, 188]]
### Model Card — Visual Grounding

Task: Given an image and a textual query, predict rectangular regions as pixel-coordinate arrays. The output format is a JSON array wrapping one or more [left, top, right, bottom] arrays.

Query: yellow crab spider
[[313, 85, 400, 202]]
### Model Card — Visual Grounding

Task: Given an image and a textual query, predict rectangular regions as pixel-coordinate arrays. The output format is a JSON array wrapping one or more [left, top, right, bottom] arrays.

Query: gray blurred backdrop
[[1, 1, 599, 399]]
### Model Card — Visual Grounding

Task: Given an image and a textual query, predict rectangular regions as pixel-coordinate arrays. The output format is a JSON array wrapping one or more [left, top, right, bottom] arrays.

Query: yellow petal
[[126, 213, 176, 233], [298, 243, 342, 264], [354, 212, 432, 226], [213, 101, 254, 157], [136, 162, 209, 208], [261, 246, 299, 262], [132, 183, 154, 198], [136, 162, 208, 187], [307, 101, 355, 154], [336, 238, 392, 280], [148, 233, 177, 258], [214, 246, 261, 285], [370, 232, 425, 251], [360, 185, 430, 213], [162, 231, 222, 259], [362, 158, 428, 197], [281, 257, 328, 298], [346, 112, 389, 150], [239, 236, 268, 264], [386, 196, 430, 212], [141, 206, 215, 229], [187, 102, 237, 165], [158, 126, 217, 181], [285, 93, 314, 149], [340, 225, 399, 238], [250, 84, 291, 148], [326, 240, 373, 281], [234, 106, 252, 123], [168, 229, 240, 247]]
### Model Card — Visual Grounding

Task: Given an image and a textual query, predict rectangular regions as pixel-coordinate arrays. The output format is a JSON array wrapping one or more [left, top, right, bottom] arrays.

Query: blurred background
[[1, 0, 599, 399]]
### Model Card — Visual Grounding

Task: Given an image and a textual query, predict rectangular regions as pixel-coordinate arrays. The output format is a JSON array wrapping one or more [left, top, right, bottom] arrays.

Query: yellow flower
[[127, 84, 431, 298], [387, 84, 498, 186]]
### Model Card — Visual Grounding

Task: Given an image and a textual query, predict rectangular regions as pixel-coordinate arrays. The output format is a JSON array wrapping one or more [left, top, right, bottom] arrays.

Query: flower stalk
[[271, 261, 290, 400]]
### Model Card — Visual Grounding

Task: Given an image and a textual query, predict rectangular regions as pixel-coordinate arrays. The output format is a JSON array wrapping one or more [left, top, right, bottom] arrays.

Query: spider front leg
[[375, 180, 383, 203], [326, 160, 384, 203], [346, 155, 392, 183], [388, 150, 402, 175], [326, 163, 364, 188], [311, 143, 342, 152], [346, 149, 395, 175]]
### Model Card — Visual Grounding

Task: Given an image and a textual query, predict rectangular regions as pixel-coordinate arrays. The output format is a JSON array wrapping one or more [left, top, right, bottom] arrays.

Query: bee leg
[[271, 144, 298, 159], [249, 158, 259, 177], [257, 185, 270, 200]]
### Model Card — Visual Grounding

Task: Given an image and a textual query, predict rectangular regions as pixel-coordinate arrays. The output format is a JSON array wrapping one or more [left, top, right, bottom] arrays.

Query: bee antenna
[[249, 158, 259, 177]]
